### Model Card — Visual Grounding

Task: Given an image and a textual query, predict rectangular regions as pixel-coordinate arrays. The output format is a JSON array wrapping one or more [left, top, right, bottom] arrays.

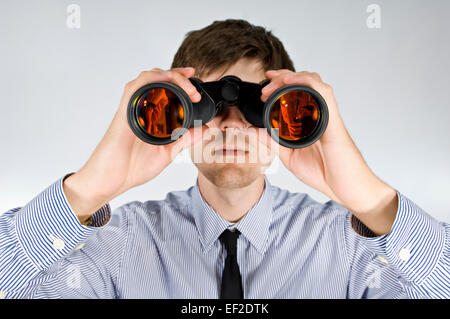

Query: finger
[[255, 128, 294, 166], [283, 71, 330, 92], [265, 69, 292, 79], [172, 66, 196, 78], [260, 71, 294, 100], [264, 70, 281, 78], [261, 71, 327, 102], [310, 72, 322, 82], [162, 69, 202, 103], [172, 67, 201, 102], [282, 71, 319, 87], [132, 68, 201, 102], [255, 128, 280, 155], [166, 125, 209, 159]]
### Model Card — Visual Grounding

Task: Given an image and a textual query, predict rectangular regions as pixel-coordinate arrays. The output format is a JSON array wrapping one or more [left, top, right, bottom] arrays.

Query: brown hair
[[171, 19, 295, 78]]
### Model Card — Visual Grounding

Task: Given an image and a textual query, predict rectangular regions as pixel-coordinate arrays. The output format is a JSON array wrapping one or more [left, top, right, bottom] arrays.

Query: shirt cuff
[[15, 173, 112, 271], [350, 190, 446, 285]]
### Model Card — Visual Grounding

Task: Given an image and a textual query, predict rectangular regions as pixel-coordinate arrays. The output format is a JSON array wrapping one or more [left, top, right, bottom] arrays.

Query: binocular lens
[[269, 91, 319, 141], [127, 78, 328, 148], [134, 88, 185, 139]]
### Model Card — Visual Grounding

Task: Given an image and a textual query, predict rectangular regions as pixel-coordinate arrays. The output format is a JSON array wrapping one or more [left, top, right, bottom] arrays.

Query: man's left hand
[[258, 69, 398, 236]]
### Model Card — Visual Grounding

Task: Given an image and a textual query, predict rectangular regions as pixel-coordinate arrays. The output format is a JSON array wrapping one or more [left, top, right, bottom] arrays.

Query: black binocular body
[[127, 75, 328, 149]]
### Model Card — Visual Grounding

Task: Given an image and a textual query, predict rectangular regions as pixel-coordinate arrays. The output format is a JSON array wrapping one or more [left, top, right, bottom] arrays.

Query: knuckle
[[281, 75, 292, 84], [293, 71, 310, 81], [323, 82, 333, 92], [278, 72, 291, 80], [280, 70, 294, 77], [171, 67, 184, 74], [171, 72, 193, 93], [164, 70, 174, 80], [185, 83, 195, 94], [303, 74, 317, 84], [125, 80, 135, 90]]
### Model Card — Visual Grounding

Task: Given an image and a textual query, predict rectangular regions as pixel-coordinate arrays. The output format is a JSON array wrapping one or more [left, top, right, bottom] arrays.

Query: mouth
[[214, 146, 248, 156]]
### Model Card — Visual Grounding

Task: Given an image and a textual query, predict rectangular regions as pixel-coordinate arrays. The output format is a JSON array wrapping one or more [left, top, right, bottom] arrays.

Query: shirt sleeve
[[0, 173, 128, 299], [349, 190, 449, 299]]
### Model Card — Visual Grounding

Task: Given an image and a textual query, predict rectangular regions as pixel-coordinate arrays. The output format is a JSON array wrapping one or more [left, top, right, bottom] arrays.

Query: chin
[[196, 162, 264, 189]]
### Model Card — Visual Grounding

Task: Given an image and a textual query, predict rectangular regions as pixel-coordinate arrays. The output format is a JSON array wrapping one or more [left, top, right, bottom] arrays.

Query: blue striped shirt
[[0, 173, 448, 299]]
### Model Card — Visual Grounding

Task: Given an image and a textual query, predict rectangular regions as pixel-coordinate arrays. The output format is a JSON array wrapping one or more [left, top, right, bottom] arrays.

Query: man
[[0, 19, 448, 299]]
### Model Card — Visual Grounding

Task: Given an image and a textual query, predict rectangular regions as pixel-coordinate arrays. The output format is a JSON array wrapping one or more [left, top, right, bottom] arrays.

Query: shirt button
[[0, 291, 6, 299], [74, 243, 85, 250], [398, 246, 412, 262], [52, 238, 65, 251]]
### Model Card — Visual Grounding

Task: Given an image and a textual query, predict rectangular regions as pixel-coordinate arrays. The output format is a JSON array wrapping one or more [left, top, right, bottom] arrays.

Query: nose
[[213, 105, 251, 131]]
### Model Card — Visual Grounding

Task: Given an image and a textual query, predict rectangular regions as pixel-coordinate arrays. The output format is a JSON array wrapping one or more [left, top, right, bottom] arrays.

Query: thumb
[[166, 125, 209, 160], [256, 127, 292, 162]]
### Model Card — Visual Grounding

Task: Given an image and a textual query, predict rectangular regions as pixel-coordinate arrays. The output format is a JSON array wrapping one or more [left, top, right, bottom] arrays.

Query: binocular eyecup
[[127, 75, 328, 149]]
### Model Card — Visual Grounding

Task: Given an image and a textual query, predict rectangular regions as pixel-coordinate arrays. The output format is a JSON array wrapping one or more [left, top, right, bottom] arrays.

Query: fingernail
[[193, 92, 201, 101]]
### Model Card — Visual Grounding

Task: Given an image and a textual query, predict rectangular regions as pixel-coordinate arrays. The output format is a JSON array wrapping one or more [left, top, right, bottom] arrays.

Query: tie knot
[[219, 229, 241, 255]]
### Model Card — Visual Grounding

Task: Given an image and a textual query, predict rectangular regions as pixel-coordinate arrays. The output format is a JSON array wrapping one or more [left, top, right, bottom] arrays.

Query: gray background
[[0, 0, 449, 223]]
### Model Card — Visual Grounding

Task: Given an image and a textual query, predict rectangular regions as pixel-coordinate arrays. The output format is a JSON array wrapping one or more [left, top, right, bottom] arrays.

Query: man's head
[[171, 19, 295, 189]]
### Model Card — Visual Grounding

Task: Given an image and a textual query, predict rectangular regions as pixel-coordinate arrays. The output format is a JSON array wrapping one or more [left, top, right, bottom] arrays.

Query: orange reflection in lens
[[269, 90, 319, 141], [136, 88, 185, 138]]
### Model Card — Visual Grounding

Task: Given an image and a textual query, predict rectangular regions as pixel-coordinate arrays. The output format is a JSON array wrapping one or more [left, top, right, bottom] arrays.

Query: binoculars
[[127, 75, 328, 149]]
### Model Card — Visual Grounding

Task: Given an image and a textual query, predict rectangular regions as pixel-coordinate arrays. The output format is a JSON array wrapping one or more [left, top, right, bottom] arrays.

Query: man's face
[[189, 57, 276, 189]]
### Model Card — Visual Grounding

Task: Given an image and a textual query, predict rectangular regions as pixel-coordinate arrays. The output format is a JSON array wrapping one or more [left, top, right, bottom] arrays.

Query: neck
[[197, 173, 266, 223]]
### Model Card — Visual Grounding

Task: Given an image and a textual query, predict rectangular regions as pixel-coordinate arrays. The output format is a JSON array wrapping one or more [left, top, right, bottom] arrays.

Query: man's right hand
[[63, 67, 205, 223]]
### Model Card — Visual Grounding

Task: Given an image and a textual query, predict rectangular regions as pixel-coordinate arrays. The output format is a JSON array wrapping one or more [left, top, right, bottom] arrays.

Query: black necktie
[[219, 229, 243, 299]]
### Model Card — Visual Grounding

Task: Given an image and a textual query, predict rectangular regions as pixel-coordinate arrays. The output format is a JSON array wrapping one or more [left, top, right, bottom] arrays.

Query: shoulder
[[268, 184, 357, 267], [111, 186, 194, 230], [270, 184, 349, 228], [269, 186, 385, 264]]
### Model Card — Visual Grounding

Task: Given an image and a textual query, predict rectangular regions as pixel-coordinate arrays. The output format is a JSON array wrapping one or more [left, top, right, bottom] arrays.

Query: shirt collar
[[190, 175, 273, 255]]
